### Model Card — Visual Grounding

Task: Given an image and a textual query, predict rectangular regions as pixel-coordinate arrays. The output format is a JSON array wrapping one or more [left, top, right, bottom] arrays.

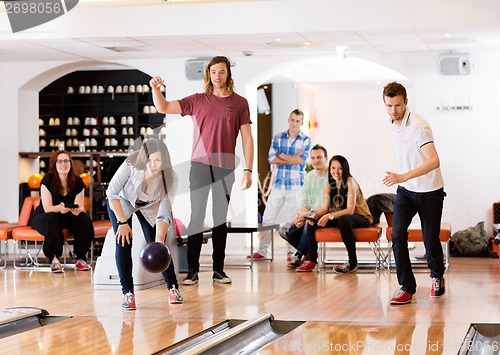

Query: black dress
[[30, 174, 94, 261]]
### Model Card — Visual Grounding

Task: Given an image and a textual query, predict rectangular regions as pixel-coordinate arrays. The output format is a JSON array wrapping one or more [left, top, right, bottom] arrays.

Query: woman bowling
[[30, 150, 94, 273], [107, 139, 182, 310]]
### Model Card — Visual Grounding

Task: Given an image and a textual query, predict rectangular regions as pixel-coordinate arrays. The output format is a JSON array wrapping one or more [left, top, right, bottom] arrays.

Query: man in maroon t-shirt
[[150, 56, 254, 286]]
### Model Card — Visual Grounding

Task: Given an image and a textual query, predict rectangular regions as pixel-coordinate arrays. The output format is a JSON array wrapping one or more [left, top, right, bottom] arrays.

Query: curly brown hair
[[204, 56, 234, 95]]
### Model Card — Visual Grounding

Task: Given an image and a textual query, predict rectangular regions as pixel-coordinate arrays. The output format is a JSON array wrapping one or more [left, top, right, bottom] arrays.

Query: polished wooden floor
[[0, 240, 499, 354]]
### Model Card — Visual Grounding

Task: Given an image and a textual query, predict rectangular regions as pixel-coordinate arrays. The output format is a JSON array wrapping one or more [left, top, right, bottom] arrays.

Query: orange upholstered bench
[[0, 197, 42, 268], [12, 225, 74, 269], [385, 223, 452, 270], [11, 196, 112, 270], [315, 226, 384, 271]]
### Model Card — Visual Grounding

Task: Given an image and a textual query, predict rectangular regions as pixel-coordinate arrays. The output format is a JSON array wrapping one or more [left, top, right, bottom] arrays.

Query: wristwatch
[[328, 213, 335, 220]]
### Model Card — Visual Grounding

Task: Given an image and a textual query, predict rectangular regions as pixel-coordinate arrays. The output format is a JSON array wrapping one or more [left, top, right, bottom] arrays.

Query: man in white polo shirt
[[382, 82, 446, 305]]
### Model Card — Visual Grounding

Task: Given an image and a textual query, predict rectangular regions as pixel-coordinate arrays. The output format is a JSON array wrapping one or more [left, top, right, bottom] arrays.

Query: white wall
[[299, 81, 398, 197], [271, 82, 298, 134]]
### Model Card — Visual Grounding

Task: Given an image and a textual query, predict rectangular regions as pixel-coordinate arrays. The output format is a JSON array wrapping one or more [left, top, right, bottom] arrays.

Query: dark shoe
[[333, 261, 358, 274], [182, 270, 199, 285], [430, 277, 445, 298], [494, 234, 500, 245], [287, 255, 303, 268], [213, 270, 232, 284], [390, 290, 415, 305]]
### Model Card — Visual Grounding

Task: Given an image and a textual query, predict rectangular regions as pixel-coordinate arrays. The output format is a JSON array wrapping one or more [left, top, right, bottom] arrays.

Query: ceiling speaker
[[185, 59, 207, 80], [438, 55, 470, 75]]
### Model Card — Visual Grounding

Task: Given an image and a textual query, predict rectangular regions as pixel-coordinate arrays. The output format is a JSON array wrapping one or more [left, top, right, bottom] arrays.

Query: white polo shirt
[[386, 110, 444, 193]]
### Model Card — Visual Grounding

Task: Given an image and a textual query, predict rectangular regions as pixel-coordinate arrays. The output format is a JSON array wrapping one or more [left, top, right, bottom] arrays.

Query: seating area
[[314, 211, 452, 272], [315, 225, 384, 271], [1, 195, 452, 273], [1, 196, 111, 270]]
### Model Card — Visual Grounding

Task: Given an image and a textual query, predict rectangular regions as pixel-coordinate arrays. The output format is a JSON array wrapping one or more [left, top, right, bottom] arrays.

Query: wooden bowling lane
[[258, 321, 470, 354], [0, 315, 219, 354]]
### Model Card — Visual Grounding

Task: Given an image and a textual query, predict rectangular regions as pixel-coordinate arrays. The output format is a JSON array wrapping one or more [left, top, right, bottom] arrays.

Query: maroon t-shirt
[[178, 93, 251, 169]]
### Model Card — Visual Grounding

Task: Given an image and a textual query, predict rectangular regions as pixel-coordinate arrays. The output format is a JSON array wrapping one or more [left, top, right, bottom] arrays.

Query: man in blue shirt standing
[[249, 109, 312, 259]]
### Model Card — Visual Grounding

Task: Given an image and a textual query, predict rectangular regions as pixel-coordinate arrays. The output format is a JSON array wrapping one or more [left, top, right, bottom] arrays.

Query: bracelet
[[243, 168, 252, 173], [117, 219, 128, 225]]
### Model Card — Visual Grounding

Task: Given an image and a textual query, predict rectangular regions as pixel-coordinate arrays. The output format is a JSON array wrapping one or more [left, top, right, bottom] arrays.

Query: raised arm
[[150, 76, 182, 115]]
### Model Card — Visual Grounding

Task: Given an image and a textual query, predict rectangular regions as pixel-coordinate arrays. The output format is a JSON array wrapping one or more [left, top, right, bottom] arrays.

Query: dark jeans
[[284, 223, 309, 256], [187, 162, 235, 272], [306, 214, 371, 265], [107, 203, 178, 295], [31, 211, 94, 261], [391, 186, 446, 294]]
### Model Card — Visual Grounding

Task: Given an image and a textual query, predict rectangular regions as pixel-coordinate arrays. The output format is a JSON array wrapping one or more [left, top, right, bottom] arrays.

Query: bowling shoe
[[430, 277, 445, 298], [76, 259, 90, 271], [296, 261, 317, 272], [122, 292, 136, 311], [50, 260, 63, 273], [168, 285, 183, 304], [333, 262, 358, 274], [390, 290, 415, 305], [247, 253, 264, 259]]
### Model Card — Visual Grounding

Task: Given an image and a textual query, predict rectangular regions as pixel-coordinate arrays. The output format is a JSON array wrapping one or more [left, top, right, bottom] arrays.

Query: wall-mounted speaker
[[438, 55, 471, 75], [185, 59, 207, 81]]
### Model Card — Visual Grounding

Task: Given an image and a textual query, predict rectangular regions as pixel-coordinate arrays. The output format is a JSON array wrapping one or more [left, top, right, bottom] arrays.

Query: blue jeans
[[107, 203, 178, 295], [306, 214, 371, 265], [391, 186, 446, 294], [283, 223, 309, 256]]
